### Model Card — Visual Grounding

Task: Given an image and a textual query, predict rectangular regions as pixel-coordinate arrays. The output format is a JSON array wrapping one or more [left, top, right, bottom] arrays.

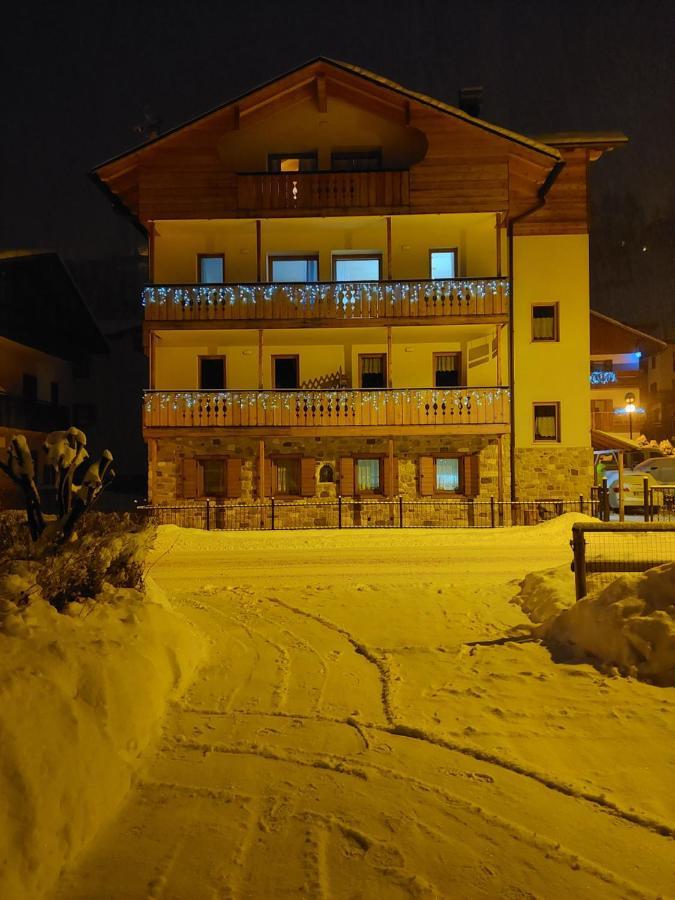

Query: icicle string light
[[142, 278, 510, 316]]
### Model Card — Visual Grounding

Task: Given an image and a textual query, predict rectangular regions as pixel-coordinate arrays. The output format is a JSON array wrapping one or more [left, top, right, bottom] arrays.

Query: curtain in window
[[435, 354, 459, 387], [535, 407, 557, 439], [532, 308, 555, 340], [435, 355, 458, 372], [435, 458, 459, 491], [361, 356, 383, 374], [276, 460, 299, 494], [356, 459, 380, 491]]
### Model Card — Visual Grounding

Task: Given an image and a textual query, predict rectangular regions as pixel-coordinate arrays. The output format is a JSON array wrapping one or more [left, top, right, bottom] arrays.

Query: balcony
[[0, 393, 69, 433], [143, 387, 510, 434], [143, 278, 509, 326], [236, 170, 410, 213], [592, 410, 645, 434]]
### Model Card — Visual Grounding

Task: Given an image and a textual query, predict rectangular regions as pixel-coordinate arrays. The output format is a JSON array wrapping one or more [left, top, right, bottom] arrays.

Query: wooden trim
[[271, 354, 300, 389], [258, 329, 264, 389], [386, 327, 392, 388], [531, 302, 560, 342], [533, 401, 561, 443], [432, 351, 462, 388], [145, 314, 509, 334], [196, 253, 225, 283], [495, 213, 502, 277], [148, 221, 156, 282], [255, 220, 262, 281], [258, 439, 265, 498], [429, 248, 459, 279], [146, 424, 511, 439], [198, 355, 227, 390], [358, 352, 387, 389], [268, 253, 319, 282], [316, 75, 327, 113], [385, 216, 392, 280], [332, 252, 383, 280]]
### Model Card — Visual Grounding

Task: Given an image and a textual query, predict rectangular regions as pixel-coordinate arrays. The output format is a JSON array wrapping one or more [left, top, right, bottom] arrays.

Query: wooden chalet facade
[[93, 58, 625, 508]]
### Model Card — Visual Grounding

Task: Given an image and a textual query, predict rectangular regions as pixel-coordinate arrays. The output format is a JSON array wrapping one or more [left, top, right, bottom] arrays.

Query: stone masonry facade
[[513, 446, 594, 501]]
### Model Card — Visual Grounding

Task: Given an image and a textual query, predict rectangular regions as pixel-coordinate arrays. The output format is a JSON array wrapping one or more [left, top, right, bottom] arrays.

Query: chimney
[[458, 86, 483, 118]]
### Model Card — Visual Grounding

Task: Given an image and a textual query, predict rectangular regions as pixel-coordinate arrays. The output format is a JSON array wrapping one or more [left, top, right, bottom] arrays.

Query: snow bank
[[0, 574, 205, 900], [522, 563, 675, 686], [513, 564, 576, 623]]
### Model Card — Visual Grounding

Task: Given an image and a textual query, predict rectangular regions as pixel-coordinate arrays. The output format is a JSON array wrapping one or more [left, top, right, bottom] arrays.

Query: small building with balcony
[[92, 58, 624, 507]]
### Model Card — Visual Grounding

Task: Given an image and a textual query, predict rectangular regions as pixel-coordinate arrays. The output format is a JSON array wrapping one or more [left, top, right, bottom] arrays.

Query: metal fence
[[592, 481, 675, 523], [138, 495, 599, 532], [571, 521, 675, 598], [650, 486, 675, 522]]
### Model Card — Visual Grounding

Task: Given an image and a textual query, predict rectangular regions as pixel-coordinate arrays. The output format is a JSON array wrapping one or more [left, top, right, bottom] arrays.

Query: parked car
[[604, 457, 675, 511], [632, 456, 675, 483]]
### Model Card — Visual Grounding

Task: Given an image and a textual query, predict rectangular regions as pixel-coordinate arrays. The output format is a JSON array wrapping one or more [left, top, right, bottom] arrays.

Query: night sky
[[3, 0, 674, 324]]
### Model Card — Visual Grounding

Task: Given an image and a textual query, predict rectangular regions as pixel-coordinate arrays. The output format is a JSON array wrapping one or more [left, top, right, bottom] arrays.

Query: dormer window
[[268, 152, 318, 173], [331, 150, 382, 171]]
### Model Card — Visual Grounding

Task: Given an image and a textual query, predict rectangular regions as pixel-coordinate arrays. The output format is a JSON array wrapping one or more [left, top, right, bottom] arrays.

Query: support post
[[571, 525, 587, 600], [258, 329, 264, 389], [579, 493, 584, 514], [338, 495, 342, 529], [205, 498, 211, 531], [618, 450, 625, 522], [602, 477, 609, 522], [643, 476, 650, 522], [399, 495, 404, 528], [386, 326, 392, 388], [271, 496, 275, 531], [490, 495, 495, 528], [385, 216, 392, 280], [256, 219, 262, 282], [258, 439, 265, 500], [387, 437, 394, 497]]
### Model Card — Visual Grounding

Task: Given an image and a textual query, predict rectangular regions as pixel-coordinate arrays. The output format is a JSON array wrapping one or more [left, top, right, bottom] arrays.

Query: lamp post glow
[[625, 392, 636, 440]]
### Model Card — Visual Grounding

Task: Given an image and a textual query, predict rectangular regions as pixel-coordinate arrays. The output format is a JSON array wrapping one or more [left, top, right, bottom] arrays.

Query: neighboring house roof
[[0, 252, 108, 359], [590, 310, 667, 356]]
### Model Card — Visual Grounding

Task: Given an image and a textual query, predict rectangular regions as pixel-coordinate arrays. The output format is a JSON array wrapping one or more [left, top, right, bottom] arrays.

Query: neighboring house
[[643, 337, 675, 442], [92, 58, 625, 509], [0, 252, 107, 504], [589, 310, 666, 441]]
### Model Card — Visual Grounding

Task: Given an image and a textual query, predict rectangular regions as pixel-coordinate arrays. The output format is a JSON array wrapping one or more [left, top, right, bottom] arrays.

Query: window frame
[[531, 302, 560, 342], [432, 455, 464, 495], [271, 456, 302, 497], [533, 402, 561, 443], [268, 254, 320, 283], [330, 149, 382, 171], [196, 457, 228, 498], [332, 253, 382, 282], [271, 354, 300, 389], [432, 351, 463, 388], [358, 352, 387, 389], [354, 455, 385, 496], [268, 152, 318, 173], [429, 248, 459, 280], [196, 253, 225, 284], [198, 355, 227, 391]]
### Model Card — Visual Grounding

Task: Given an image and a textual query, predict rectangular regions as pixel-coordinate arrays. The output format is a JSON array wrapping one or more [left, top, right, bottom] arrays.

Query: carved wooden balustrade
[[236, 170, 410, 211], [143, 387, 511, 430]]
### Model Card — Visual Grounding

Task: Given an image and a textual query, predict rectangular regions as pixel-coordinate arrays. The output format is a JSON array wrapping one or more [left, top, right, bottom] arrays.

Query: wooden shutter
[[262, 458, 273, 498], [181, 458, 198, 499], [339, 457, 354, 496], [300, 457, 316, 497], [418, 456, 434, 496], [226, 458, 242, 499], [383, 457, 398, 497], [463, 454, 480, 497]]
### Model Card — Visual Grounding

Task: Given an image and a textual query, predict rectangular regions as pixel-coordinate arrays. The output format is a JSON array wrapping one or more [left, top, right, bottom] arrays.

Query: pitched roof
[[590, 309, 667, 356]]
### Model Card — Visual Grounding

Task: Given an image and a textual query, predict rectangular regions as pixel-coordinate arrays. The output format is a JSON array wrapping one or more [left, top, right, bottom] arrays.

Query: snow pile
[[531, 563, 675, 686], [513, 564, 576, 623], [0, 573, 205, 900]]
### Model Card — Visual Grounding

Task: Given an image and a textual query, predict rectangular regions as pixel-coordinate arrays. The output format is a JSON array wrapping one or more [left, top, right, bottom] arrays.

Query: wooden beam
[[316, 75, 327, 113], [388, 437, 395, 498], [258, 439, 265, 499], [148, 220, 156, 282], [145, 424, 511, 439], [385, 216, 392, 280], [147, 438, 157, 503], [496, 436, 504, 503], [495, 213, 502, 277], [386, 326, 393, 388], [233, 104, 241, 130], [258, 328, 264, 389], [256, 219, 262, 281]]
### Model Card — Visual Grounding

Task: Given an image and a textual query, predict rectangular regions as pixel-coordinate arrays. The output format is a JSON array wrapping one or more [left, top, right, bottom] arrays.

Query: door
[[273, 355, 299, 389]]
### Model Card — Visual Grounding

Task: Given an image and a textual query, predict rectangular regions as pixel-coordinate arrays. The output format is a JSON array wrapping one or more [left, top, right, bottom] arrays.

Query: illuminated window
[[270, 255, 319, 282], [333, 254, 381, 281], [534, 403, 560, 442], [274, 458, 300, 495], [434, 352, 461, 387], [331, 150, 382, 171], [200, 459, 226, 496], [359, 354, 386, 388], [435, 458, 460, 492], [355, 458, 382, 493], [198, 255, 224, 283], [268, 152, 318, 173], [532, 304, 559, 341], [199, 357, 226, 390], [429, 249, 457, 279]]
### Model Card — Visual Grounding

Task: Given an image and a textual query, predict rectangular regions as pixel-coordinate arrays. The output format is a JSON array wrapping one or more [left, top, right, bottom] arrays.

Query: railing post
[[643, 476, 650, 522], [205, 499, 211, 531], [579, 494, 584, 515], [271, 497, 275, 531], [601, 477, 609, 522], [571, 525, 587, 601], [490, 495, 495, 528], [399, 495, 404, 528], [338, 495, 342, 529]]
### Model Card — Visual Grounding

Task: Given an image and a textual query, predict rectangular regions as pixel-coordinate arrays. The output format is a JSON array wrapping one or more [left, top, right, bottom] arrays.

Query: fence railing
[[649, 485, 675, 522], [142, 277, 510, 323], [592, 481, 675, 522], [143, 387, 511, 430], [236, 169, 410, 211], [138, 495, 597, 532], [0, 393, 69, 433], [571, 521, 675, 598], [591, 410, 646, 433]]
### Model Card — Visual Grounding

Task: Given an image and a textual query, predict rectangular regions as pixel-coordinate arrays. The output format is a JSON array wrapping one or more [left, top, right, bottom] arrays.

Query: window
[[199, 357, 226, 390], [433, 352, 461, 387], [359, 354, 386, 389], [333, 254, 382, 282], [331, 150, 382, 171], [50, 382, 59, 406], [268, 152, 318, 173], [198, 254, 224, 283], [532, 304, 559, 341], [534, 403, 560, 442], [200, 459, 227, 496], [435, 458, 460, 492], [429, 249, 458, 280], [22, 373, 37, 401], [319, 464, 334, 483], [274, 457, 300, 495], [355, 458, 382, 493], [269, 255, 319, 282], [273, 355, 299, 389]]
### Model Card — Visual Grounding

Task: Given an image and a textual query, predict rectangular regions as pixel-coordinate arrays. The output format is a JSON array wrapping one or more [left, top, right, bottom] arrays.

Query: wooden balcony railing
[[143, 278, 509, 323], [143, 388, 510, 430], [237, 170, 410, 211], [0, 393, 69, 433], [592, 410, 645, 433]]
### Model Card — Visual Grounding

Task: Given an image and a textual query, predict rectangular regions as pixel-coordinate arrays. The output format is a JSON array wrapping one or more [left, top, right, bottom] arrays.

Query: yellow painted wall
[[512, 234, 590, 447], [153, 213, 499, 284], [0, 336, 72, 404]]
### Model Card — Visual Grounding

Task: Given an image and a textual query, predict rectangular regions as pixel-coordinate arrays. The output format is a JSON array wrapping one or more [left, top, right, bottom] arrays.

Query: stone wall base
[[514, 445, 594, 500]]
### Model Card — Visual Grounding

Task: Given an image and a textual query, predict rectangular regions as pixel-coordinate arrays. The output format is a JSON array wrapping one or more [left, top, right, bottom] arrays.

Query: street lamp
[[625, 392, 636, 440]]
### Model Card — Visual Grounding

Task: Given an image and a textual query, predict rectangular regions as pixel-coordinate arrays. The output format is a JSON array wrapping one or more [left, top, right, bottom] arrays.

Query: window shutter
[[263, 458, 273, 498], [463, 454, 480, 497], [226, 458, 242, 499], [383, 456, 398, 497], [300, 457, 316, 497], [418, 456, 434, 496], [339, 457, 354, 496], [181, 458, 198, 499]]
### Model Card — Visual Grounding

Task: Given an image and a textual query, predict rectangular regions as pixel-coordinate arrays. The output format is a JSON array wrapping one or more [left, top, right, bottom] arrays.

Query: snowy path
[[52, 522, 675, 899]]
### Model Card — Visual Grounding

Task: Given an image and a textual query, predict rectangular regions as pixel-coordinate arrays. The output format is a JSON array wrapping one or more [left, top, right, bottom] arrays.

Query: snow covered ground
[[51, 516, 675, 899]]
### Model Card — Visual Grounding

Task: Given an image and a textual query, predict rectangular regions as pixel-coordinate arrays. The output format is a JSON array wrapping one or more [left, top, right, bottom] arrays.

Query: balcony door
[[273, 355, 299, 389], [269, 255, 319, 283], [333, 254, 382, 282]]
